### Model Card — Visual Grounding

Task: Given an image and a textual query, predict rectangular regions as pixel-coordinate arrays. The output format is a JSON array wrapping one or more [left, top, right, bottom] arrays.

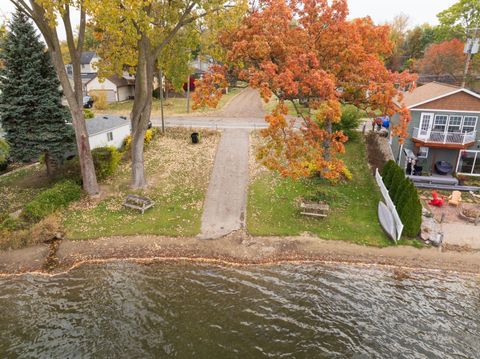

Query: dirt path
[[210, 87, 265, 118], [200, 129, 250, 239], [2, 232, 480, 275]]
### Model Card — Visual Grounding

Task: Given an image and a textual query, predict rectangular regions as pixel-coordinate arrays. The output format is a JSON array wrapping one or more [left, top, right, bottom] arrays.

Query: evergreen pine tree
[[381, 160, 396, 179], [383, 162, 400, 189], [400, 194, 422, 238], [0, 11, 74, 175], [389, 166, 404, 200], [396, 180, 416, 215], [393, 177, 410, 204]]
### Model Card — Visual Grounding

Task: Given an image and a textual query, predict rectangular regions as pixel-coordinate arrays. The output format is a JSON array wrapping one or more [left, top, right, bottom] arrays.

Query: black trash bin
[[191, 132, 199, 144]]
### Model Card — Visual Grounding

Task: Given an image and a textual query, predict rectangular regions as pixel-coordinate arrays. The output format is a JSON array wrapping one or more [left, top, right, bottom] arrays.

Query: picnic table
[[123, 194, 155, 214]]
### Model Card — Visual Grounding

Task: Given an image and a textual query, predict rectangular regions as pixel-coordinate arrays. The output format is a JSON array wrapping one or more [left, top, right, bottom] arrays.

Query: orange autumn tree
[[193, 0, 416, 181], [416, 39, 468, 83]]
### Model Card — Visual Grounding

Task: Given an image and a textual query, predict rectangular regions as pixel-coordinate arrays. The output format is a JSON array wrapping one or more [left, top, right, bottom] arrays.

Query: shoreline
[[1, 232, 480, 276]]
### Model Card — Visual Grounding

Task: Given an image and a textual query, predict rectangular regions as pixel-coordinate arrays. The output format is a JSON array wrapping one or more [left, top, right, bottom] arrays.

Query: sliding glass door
[[457, 150, 480, 176]]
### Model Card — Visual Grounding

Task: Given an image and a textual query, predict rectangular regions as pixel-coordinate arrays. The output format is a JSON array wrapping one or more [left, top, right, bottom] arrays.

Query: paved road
[[199, 129, 250, 239], [151, 87, 268, 130], [210, 87, 265, 118], [151, 116, 268, 129]]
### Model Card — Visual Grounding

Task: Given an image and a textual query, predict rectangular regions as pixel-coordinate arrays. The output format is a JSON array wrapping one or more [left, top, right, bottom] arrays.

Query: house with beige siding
[[85, 74, 135, 103], [390, 82, 480, 177]]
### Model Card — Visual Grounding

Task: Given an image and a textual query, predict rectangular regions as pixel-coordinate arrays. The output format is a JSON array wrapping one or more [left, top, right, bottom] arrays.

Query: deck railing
[[413, 128, 476, 145]]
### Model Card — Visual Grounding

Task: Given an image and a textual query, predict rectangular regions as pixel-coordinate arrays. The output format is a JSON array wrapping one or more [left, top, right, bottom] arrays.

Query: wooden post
[[159, 69, 165, 133], [186, 74, 190, 114]]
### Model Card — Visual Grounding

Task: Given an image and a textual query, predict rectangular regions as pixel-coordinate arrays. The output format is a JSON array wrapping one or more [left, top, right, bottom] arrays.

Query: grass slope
[[62, 129, 219, 240], [247, 138, 393, 247]]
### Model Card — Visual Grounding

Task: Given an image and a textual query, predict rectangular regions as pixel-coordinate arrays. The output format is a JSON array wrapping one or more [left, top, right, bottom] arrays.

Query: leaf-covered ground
[[62, 129, 219, 239], [247, 136, 396, 247], [0, 165, 52, 218]]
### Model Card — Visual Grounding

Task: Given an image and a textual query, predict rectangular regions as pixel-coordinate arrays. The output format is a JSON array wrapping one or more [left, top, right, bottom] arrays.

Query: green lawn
[[97, 87, 242, 116], [247, 138, 394, 247], [62, 129, 219, 240]]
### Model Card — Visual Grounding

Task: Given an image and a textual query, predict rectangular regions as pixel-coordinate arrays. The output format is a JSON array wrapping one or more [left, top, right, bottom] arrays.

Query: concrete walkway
[[200, 129, 250, 239]]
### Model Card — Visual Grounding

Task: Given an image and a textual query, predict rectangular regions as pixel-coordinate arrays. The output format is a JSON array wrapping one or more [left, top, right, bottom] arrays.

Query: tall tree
[[11, 0, 100, 195], [437, 0, 480, 40], [416, 39, 468, 82], [0, 11, 74, 176], [386, 14, 410, 71], [90, 0, 243, 188], [402, 24, 436, 69], [194, 0, 416, 181]]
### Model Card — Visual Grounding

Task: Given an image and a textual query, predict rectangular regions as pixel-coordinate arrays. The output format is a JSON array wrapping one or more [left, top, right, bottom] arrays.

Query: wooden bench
[[123, 194, 155, 214], [300, 201, 330, 218]]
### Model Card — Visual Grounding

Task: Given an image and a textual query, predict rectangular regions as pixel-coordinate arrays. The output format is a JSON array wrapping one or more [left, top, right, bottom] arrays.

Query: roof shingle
[[86, 116, 130, 136], [399, 82, 461, 108]]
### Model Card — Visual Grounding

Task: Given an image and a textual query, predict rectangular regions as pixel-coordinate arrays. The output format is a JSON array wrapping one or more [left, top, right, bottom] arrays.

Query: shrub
[[388, 165, 404, 199], [92, 146, 122, 180], [23, 180, 82, 222], [396, 180, 416, 215], [0, 216, 20, 231], [123, 129, 155, 151], [333, 104, 365, 140], [393, 177, 410, 204], [383, 163, 397, 190], [144, 129, 154, 144], [0, 139, 10, 171], [400, 194, 422, 238], [84, 108, 95, 119], [91, 91, 108, 110], [381, 160, 396, 179]]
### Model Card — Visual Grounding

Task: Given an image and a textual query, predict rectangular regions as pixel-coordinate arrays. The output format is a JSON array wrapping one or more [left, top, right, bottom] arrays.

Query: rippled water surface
[[1, 262, 479, 358]]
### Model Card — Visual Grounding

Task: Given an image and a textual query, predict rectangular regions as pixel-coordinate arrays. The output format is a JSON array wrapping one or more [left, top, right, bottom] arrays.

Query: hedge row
[[381, 160, 422, 238], [22, 180, 83, 222]]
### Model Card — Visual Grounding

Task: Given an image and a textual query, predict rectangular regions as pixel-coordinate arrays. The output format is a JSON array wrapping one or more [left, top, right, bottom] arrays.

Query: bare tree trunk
[[45, 151, 53, 177], [130, 37, 154, 189], [50, 47, 99, 195], [323, 120, 332, 161]]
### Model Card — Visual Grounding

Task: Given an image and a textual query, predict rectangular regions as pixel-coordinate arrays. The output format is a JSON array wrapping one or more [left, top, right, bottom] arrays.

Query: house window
[[462, 116, 477, 133], [107, 132, 113, 141], [457, 150, 480, 175], [433, 115, 448, 132], [447, 116, 462, 133], [417, 147, 429, 159]]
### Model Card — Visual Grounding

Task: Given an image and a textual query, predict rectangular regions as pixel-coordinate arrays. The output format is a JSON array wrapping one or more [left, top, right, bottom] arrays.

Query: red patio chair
[[429, 191, 445, 207]]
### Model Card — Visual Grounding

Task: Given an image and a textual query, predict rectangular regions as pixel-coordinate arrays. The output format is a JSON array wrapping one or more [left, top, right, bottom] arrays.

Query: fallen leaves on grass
[[62, 129, 220, 239]]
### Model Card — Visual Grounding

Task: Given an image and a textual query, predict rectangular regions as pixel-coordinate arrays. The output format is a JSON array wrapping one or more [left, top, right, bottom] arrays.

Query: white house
[[66, 52, 136, 102], [86, 116, 131, 150], [80, 51, 100, 73], [85, 74, 136, 103]]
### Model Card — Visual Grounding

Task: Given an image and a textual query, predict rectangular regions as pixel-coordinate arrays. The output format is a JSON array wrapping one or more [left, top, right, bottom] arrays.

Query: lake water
[[1, 262, 479, 358]]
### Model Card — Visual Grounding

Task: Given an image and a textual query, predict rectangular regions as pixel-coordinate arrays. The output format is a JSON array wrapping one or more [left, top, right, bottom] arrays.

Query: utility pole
[[159, 68, 165, 133], [462, 27, 480, 88], [186, 73, 190, 114]]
